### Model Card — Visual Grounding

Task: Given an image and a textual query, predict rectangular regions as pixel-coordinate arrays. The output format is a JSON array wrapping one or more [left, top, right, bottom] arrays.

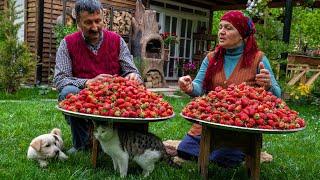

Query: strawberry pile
[[182, 83, 305, 130], [59, 76, 173, 118]]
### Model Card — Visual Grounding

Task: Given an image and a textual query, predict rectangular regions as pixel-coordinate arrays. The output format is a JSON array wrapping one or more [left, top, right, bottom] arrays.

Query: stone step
[[147, 86, 179, 96]]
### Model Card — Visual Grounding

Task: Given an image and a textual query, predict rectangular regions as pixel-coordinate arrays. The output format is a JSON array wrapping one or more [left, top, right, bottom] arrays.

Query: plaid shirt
[[53, 33, 142, 91]]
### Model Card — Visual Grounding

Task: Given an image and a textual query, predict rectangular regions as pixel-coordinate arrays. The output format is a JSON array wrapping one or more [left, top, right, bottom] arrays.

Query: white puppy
[[27, 128, 68, 167]]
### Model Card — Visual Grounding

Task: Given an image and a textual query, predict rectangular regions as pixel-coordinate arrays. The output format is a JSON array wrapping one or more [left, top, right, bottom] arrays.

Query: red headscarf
[[203, 10, 258, 92]]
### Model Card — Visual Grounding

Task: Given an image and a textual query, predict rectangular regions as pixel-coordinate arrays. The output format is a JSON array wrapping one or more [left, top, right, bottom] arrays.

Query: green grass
[[0, 87, 58, 100], [0, 88, 319, 179]]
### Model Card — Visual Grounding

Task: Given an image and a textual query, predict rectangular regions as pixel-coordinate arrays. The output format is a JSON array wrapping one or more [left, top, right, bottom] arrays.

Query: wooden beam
[[189, 0, 217, 6], [306, 70, 320, 86], [154, 0, 320, 11], [166, 0, 212, 9], [288, 68, 308, 86], [212, 4, 246, 10], [215, 0, 240, 5]]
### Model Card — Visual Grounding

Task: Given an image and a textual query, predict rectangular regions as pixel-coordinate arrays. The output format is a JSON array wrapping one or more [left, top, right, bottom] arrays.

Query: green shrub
[[53, 24, 77, 48], [0, 0, 36, 93]]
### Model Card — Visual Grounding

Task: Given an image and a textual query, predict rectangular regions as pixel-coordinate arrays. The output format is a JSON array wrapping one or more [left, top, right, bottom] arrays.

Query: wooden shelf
[[288, 54, 320, 67]]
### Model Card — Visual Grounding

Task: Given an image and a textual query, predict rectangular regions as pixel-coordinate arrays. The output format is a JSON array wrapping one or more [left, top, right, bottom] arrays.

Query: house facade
[[1, 0, 309, 84]]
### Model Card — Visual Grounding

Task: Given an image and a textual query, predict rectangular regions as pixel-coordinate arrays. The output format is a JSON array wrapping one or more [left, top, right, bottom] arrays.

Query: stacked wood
[[102, 8, 111, 28], [103, 0, 136, 9], [112, 10, 132, 35], [144, 71, 163, 88]]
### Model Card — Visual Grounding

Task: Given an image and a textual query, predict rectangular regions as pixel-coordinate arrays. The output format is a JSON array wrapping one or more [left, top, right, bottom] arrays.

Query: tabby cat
[[93, 123, 176, 177]]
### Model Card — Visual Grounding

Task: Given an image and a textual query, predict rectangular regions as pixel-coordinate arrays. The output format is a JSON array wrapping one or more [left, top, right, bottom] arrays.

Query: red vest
[[65, 30, 121, 79], [188, 51, 264, 136]]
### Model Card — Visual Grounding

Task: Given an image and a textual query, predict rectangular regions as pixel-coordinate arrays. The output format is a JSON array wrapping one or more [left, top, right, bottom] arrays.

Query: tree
[[0, 0, 36, 93], [290, 7, 320, 50]]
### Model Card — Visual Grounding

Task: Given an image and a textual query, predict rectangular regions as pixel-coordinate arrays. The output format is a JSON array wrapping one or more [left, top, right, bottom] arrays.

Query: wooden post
[[283, 0, 293, 44], [91, 135, 99, 168], [198, 126, 213, 180], [90, 121, 99, 168], [35, 0, 44, 85], [245, 133, 262, 180], [282, 0, 293, 59]]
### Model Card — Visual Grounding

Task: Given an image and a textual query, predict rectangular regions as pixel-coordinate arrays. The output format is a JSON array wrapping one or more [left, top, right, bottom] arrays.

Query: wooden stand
[[198, 126, 262, 180], [286, 54, 320, 86]]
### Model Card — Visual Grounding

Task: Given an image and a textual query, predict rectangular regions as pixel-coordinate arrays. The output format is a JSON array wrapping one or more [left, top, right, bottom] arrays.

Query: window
[[151, 2, 209, 80], [163, 15, 179, 78]]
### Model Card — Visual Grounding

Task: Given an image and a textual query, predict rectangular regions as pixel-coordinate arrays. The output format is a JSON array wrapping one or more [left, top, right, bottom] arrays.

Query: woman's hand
[[255, 62, 271, 90], [179, 75, 193, 94]]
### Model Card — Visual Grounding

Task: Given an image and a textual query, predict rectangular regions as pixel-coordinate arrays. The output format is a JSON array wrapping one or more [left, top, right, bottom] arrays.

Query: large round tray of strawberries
[[181, 83, 306, 134], [57, 76, 175, 123]]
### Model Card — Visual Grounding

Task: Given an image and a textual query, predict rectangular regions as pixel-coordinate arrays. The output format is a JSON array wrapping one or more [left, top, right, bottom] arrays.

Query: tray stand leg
[[91, 120, 99, 168], [198, 126, 213, 180], [245, 133, 262, 180], [91, 132, 99, 168]]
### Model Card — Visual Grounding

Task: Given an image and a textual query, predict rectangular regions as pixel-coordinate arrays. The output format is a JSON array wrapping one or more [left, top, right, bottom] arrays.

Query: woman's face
[[218, 20, 243, 49]]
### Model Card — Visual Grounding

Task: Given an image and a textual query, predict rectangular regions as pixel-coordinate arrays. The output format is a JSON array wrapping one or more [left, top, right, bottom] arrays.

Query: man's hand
[[178, 75, 193, 94], [255, 62, 271, 90], [125, 73, 141, 82], [85, 74, 112, 87]]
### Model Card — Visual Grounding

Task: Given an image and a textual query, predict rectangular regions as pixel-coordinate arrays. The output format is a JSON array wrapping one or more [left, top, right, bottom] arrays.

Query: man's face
[[78, 10, 104, 44]]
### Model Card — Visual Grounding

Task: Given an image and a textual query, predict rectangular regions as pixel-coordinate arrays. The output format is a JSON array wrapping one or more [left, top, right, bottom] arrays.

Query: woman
[[178, 10, 281, 168]]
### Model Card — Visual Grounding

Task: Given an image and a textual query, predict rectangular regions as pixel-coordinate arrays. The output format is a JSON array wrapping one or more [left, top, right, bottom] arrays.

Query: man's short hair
[[75, 0, 102, 21]]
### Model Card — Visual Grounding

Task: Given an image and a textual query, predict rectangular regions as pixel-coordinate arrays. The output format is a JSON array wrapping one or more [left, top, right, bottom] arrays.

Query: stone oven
[[141, 35, 166, 88], [131, 0, 166, 88]]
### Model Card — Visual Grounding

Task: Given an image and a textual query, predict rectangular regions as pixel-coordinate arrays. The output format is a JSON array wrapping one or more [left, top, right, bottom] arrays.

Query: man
[[53, 0, 142, 154]]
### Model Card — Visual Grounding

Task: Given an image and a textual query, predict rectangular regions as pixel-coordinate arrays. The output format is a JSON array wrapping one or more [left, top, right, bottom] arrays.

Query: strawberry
[[253, 113, 260, 120], [256, 118, 264, 125]]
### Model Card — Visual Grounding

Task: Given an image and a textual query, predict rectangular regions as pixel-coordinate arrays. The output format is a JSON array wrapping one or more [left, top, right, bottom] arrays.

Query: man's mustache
[[89, 30, 99, 34]]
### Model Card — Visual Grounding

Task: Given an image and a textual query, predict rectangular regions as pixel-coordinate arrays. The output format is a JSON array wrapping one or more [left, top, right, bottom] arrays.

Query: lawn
[[0, 88, 319, 179]]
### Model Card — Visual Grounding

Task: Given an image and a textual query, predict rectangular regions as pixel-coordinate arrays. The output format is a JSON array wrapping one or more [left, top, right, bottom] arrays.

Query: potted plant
[[183, 61, 197, 79], [160, 32, 179, 61]]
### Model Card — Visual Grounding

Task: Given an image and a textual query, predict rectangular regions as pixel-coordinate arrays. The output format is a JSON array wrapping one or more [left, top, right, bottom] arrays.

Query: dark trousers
[[177, 134, 245, 168], [59, 85, 90, 149]]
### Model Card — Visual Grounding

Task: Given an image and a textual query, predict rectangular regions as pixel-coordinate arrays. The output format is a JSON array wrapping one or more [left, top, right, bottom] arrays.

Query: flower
[[183, 62, 197, 77], [288, 83, 311, 100], [160, 32, 179, 49]]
